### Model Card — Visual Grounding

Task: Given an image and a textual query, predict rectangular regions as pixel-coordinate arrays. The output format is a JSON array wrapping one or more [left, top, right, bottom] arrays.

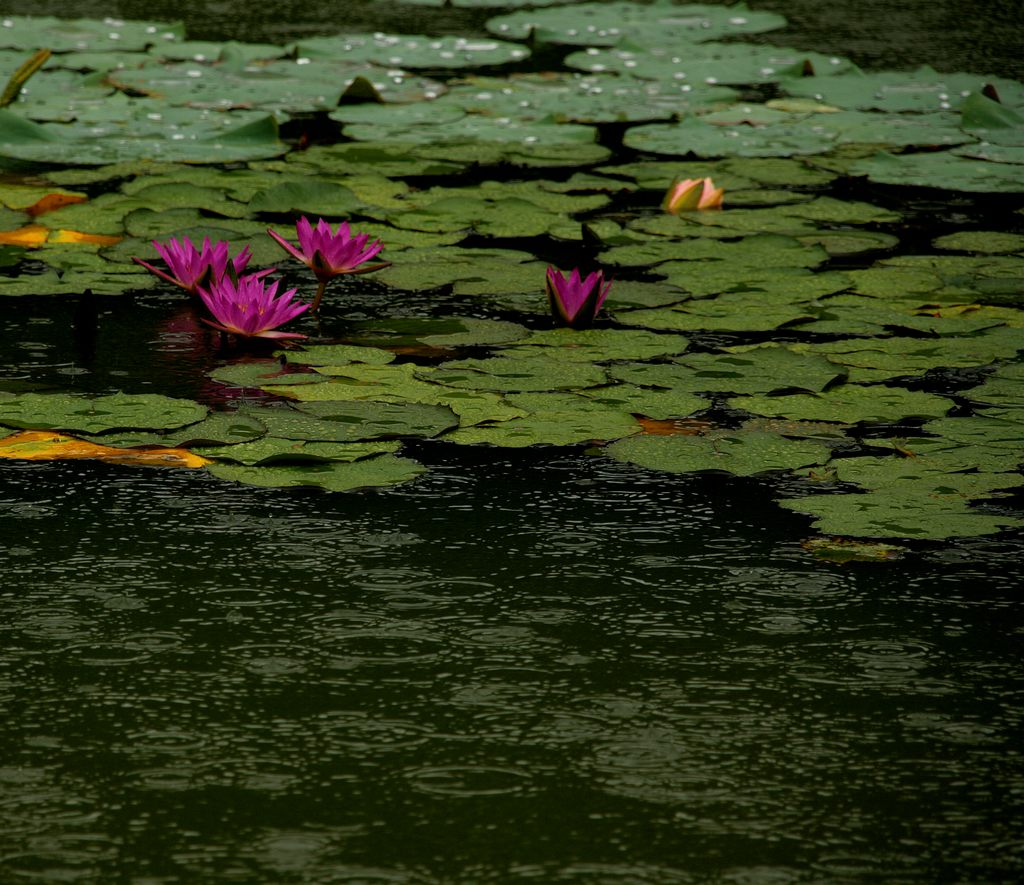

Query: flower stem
[[311, 280, 328, 313]]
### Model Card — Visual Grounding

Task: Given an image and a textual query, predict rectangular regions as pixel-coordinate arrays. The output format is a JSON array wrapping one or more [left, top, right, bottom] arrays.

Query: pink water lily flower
[[197, 273, 309, 340], [133, 236, 263, 293], [662, 177, 724, 213], [546, 266, 613, 329], [268, 217, 390, 311]]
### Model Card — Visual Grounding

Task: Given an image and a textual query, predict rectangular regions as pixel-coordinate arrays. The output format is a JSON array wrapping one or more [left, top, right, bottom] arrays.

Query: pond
[[1, 1, 1023, 882]]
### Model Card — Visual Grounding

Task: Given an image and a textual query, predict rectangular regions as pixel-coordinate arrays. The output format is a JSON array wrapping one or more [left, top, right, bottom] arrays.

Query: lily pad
[[0, 16, 184, 53], [624, 115, 837, 159], [209, 362, 328, 389], [780, 491, 1022, 539], [264, 363, 528, 428], [242, 401, 456, 442], [933, 231, 1024, 254], [279, 345, 397, 367], [0, 392, 206, 434], [605, 429, 831, 476], [850, 150, 1024, 193], [0, 106, 287, 166], [486, 2, 786, 46], [424, 353, 608, 392], [197, 437, 399, 465], [291, 33, 530, 69], [781, 67, 1024, 114], [207, 454, 426, 492], [506, 328, 690, 362], [443, 391, 639, 447], [731, 385, 952, 423]]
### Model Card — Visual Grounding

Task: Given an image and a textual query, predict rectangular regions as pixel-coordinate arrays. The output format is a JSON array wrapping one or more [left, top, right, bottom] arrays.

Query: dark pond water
[[1, 1, 1024, 883]]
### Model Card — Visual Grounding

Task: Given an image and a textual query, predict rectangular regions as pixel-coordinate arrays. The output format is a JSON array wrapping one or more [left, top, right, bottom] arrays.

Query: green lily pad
[[80, 410, 268, 448], [507, 328, 690, 362], [243, 401, 457, 442], [291, 33, 530, 69], [0, 392, 206, 434], [279, 345, 397, 367], [624, 115, 836, 159], [343, 317, 527, 350], [969, 362, 1024, 410], [609, 346, 845, 395], [616, 296, 815, 333], [197, 437, 399, 465], [0, 16, 185, 53], [603, 233, 827, 269], [780, 491, 1022, 539], [207, 454, 426, 492], [876, 254, 1024, 305], [566, 43, 851, 86], [781, 67, 1024, 114], [0, 103, 287, 166], [922, 415, 1024, 453], [486, 2, 786, 46], [374, 248, 543, 292], [209, 362, 328, 389], [833, 452, 1022, 498], [433, 72, 737, 125], [731, 385, 952, 423], [656, 265, 850, 301], [264, 363, 527, 428], [424, 353, 608, 392], [578, 384, 706, 420], [790, 329, 1024, 382], [676, 346, 847, 393], [0, 269, 157, 297], [850, 150, 1024, 193], [248, 180, 364, 216], [443, 391, 639, 447], [933, 231, 1024, 254], [605, 429, 831, 476]]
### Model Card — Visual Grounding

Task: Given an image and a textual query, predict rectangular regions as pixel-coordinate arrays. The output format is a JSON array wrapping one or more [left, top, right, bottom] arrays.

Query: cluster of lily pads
[[0, 2, 1022, 546]]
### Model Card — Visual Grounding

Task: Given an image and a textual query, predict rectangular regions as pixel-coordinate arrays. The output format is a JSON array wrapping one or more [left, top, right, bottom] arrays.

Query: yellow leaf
[[0, 223, 48, 247], [0, 430, 210, 469], [49, 229, 122, 246]]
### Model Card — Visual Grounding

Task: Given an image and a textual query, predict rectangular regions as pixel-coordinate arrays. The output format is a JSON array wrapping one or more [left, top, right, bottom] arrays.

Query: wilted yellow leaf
[[0, 431, 210, 469], [0, 224, 48, 247], [49, 229, 122, 246]]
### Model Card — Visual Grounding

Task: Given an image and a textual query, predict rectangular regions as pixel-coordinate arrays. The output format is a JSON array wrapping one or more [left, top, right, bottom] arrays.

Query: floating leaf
[[197, 437, 399, 466], [0, 430, 208, 468], [0, 392, 207, 434], [291, 33, 530, 69], [242, 401, 457, 442], [209, 362, 328, 389], [425, 353, 608, 392], [486, 2, 786, 46], [624, 115, 836, 159], [851, 150, 1024, 193], [0, 16, 185, 53], [933, 231, 1024, 254], [731, 385, 952, 423], [578, 384, 706, 420], [802, 537, 907, 562], [279, 345, 397, 367], [781, 491, 1022, 539], [605, 429, 831, 476], [264, 363, 527, 428], [207, 454, 426, 492], [781, 67, 1024, 114], [506, 328, 690, 362], [443, 391, 639, 447]]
